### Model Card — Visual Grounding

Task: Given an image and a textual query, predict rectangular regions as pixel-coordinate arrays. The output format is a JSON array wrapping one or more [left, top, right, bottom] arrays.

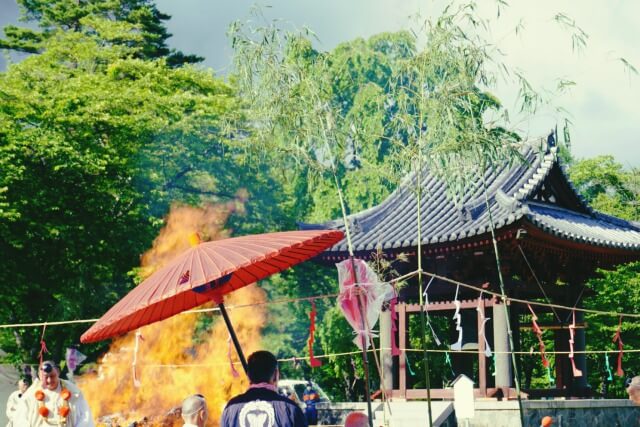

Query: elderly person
[[6, 378, 30, 426], [221, 351, 307, 427], [181, 394, 208, 427], [627, 376, 640, 405], [14, 361, 94, 427]]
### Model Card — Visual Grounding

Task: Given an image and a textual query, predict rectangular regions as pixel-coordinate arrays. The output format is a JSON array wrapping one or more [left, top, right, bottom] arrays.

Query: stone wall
[[318, 399, 639, 426], [522, 399, 639, 427]]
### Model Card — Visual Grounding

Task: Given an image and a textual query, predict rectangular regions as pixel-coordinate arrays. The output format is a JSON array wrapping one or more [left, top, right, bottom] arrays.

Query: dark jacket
[[220, 387, 308, 427]]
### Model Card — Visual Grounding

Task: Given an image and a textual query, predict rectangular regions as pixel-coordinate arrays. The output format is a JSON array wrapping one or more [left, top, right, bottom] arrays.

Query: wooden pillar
[[379, 309, 393, 395], [399, 303, 407, 399], [477, 297, 487, 396], [493, 303, 512, 389], [554, 319, 570, 392]]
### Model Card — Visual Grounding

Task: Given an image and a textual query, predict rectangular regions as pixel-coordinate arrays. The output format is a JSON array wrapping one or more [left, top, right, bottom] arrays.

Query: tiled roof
[[301, 140, 640, 253]]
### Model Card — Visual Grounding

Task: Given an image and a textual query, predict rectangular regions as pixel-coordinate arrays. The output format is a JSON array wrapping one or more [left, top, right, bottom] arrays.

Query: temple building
[[303, 138, 640, 399]]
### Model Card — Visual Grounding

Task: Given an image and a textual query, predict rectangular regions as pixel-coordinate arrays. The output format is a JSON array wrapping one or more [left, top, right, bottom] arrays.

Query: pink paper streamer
[[337, 258, 392, 350], [527, 304, 549, 368], [308, 301, 322, 368], [568, 310, 582, 377], [612, 316, 624, 377]]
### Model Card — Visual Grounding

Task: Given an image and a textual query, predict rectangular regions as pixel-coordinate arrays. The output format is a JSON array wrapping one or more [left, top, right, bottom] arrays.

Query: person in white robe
[[6, 378, 29, 426], [14, 361, 94, 427]]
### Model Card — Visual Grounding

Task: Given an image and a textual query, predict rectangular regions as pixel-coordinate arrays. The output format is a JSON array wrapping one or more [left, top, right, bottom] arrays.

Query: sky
[[1, 0, 639, 166]]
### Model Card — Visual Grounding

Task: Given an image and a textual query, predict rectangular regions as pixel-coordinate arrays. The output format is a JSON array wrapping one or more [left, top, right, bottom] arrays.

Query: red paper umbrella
[[81, 230, 343, 372]]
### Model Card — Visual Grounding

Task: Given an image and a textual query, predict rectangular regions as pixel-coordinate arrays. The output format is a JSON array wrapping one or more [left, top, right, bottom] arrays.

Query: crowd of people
[[5, 353, 640, 426], [3, 351, 352, 427]]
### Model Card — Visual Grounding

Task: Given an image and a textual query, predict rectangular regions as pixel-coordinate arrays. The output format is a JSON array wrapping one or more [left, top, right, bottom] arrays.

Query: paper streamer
[[422, 276, 441, 346], [227, 335, 240, 378], [405, 353, 416, 376], [390, 297, 400, 356], [132, 330, 144, 387], [612, 316, 624, 377], [477, 294, 492, 357], [527, 304, 549, 368], [568, 310, 583, 377], [546, 366, 555, 386], [38, 324, 48, 365], [445, 351, 455, 377], [337, 258, 393, 350], [308, 301, 322, 368], [450, 285, 463, 351], [65, 347, 86, 381], [604, 353, 613, 382]]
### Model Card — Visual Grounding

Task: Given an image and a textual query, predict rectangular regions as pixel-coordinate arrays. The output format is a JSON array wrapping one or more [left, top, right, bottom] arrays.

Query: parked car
[[277, 379, 330, 410]]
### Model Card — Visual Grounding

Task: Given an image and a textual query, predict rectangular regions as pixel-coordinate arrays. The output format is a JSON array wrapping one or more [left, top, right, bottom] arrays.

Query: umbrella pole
[[219, 302, 249, 374]]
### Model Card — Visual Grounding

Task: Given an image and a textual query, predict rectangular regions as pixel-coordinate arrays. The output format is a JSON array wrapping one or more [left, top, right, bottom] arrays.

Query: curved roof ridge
[[300, 136, 640, 254]]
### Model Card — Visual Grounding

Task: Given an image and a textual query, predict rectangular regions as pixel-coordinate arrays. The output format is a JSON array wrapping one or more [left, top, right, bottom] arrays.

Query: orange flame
[[79, 201, 266, 426]]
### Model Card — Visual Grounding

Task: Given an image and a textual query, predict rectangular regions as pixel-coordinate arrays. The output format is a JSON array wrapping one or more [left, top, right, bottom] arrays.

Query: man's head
[[247, 351, 279, 385], [39, 361, 60, 391], [181, 394, 208, 427], [627, 376, 640, 405], [345, 411, 369, 427], [18, 378, 30, 393]]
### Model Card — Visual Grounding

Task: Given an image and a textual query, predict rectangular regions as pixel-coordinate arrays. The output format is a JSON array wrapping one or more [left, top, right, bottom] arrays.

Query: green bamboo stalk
[[481, 173, 525, 427], [333, 171, 374, 427], [416, 152, 434, 427]]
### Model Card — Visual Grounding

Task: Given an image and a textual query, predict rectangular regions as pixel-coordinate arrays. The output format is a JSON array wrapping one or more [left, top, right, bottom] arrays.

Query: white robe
[[6, 389, 23, 427], [13, 379, 94, 427]]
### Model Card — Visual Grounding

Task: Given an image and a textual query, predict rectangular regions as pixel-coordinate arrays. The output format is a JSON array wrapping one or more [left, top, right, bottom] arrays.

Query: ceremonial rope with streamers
[[5, 269, 640, 330], [4, 346, 639, 373], [4, 269, 639, 379]]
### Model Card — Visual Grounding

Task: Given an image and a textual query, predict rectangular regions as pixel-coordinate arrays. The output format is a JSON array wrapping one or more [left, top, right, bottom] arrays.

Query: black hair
[[40, 361, 59, 374], [247, 351, 278, 384]]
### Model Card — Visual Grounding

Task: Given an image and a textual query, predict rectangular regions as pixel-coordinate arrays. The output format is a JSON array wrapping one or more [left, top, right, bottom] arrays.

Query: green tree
[[0, 0, 202, 66], [569, 155, 640, 221], [0, 15, 237, 363], [568, 156, 640, 396]]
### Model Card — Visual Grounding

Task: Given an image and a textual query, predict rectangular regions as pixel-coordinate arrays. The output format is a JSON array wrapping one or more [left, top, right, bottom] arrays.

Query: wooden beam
[[404, 298, 495, 313]]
